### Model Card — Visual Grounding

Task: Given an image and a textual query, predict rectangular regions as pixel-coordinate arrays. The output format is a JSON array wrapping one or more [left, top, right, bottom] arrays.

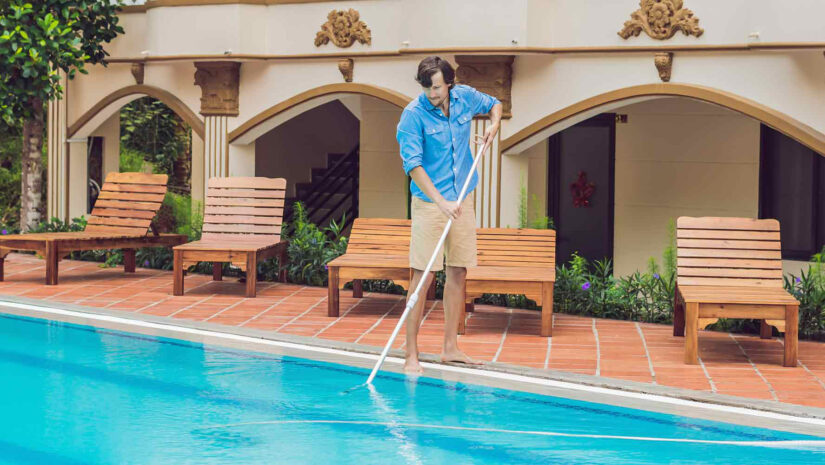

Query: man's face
[[424, 71, 450, 108]]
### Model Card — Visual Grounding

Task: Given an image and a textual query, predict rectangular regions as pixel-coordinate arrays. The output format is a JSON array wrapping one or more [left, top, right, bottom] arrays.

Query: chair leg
[[328, 266, 340, 317], [245, 253, 257, 298], [45, 241, 59, 285], [212, 262, 223, 281], [123, 249, 136, 273], [784, 305, 799, 367], [541, 282, 554, 337], [278, 245, 288, 282], [173, 249, 184, 296], [760, 320, 773, 339], [673, 287, 685, 337], [352, 279, 363, 298], [684, 302, 699, 364], [0, 256, 5, 282]]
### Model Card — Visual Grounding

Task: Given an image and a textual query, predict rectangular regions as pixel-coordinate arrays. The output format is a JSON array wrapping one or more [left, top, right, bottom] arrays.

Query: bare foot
[[440, 350, 483, 366], [404, 356, 424, 374]]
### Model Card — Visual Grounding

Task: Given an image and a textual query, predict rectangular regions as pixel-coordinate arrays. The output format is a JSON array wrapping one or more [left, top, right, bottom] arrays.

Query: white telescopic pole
[[366, 140, 490, 384]]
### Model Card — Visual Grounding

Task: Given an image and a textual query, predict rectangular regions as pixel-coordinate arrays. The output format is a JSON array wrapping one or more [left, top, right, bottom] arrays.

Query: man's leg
[[404, 268, 434, 373], [441, 265, 480, 364]]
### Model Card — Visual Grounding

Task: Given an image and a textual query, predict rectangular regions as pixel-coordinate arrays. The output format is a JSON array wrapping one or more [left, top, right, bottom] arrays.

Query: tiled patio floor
[[2, 253, 825, 408]]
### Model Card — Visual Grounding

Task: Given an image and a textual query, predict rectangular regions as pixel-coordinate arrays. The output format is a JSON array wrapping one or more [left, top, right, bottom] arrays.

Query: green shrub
[[269, 202, 347, 286], [119, 147, 148, 173], [784, 246, 825, 340]]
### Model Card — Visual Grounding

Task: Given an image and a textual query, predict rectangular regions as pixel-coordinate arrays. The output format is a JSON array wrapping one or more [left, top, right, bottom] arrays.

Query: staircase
[[284, 145, 359, 233]]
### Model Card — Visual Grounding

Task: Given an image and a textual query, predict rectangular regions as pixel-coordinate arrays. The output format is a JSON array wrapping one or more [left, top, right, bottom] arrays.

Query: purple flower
[[796, 277, 802, 283], [1, 229, 6, 235], [653, 273, 660, 279], [582, 281, 591, 291], [143, 260, 150, 267], [324, 265, 328, 270]]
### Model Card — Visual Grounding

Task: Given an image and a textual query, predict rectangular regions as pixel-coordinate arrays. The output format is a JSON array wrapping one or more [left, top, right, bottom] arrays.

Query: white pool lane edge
[[3, 299, 825, 431]]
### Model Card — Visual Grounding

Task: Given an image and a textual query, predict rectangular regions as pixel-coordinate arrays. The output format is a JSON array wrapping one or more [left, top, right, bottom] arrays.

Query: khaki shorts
[[410, 195, 477, 272]]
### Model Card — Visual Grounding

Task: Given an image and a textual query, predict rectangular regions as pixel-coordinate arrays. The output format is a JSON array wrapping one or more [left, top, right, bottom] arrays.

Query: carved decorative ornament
[[618, 0, 703, 40], [338, 58, 354, 82], [130, 62, 145, 85], [455, 56, 514, 119], [654, 52, 673, 82], [193, 62, 241, 116], [315, 9, 371, 48], [570, 171, 595, 208]]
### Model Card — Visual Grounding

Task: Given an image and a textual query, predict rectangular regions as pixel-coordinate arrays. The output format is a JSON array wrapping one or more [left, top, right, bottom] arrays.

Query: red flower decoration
[[570, 171, 595, 208]]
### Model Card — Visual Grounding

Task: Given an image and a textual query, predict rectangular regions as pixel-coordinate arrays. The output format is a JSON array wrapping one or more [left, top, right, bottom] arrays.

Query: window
[[759, 125, 825, 260]]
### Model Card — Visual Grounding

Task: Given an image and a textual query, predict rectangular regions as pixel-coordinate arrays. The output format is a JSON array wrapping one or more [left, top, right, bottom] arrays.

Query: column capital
[[455, 55, 514, 119], [193, 61, 241, 117]]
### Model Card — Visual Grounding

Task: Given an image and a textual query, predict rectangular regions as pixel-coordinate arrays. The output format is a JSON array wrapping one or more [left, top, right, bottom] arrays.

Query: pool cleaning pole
[[366, 138, 490, 385]]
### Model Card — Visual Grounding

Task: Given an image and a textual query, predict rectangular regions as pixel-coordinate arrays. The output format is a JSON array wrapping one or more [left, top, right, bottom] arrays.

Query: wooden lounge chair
[[326, 218, 435, 317], [172, 177, 288, 298], [673, 217, 799, 367], [0, 172, 187, 285], [462, 228, 557, 336]]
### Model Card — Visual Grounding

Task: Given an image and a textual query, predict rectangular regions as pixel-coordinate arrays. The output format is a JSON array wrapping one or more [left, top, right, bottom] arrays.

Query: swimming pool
[[1, 311, 823, 465]]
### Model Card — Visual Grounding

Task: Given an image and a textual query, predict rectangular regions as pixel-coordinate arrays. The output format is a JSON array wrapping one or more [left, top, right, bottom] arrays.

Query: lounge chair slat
[[204, 206, 284, 216], [678, 248, 782, 259], [207, 188, 286, 199], [208, 177, 287, 189], [677, 258, 782, 269], [100, 182, 168, 194], [678, 267, 784, 279], [677, 217, 780, 231], [203, 215, 282, 226], [97, 191, 165, 203], [207, 198, 285, 207], [87, 216, 151, 229], [105, 172, 168, 185], [677, 239, 780, 250], [202, 223, 280, 235], [91, 208, 156, 220], [93, 199, 161, 211], [677, 230, 781, 241]]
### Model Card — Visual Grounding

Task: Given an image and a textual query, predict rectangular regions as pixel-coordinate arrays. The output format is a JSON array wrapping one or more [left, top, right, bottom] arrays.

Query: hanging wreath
[[570, 171, 595, 208]]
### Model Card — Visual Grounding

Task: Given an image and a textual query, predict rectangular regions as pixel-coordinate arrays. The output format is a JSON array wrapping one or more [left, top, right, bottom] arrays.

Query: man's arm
[[409, 167, 462, 220], [482, 102, 503, 147]]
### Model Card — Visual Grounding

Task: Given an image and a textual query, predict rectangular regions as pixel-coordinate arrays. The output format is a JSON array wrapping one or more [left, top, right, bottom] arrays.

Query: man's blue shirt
[[397, 84, 499, 203]]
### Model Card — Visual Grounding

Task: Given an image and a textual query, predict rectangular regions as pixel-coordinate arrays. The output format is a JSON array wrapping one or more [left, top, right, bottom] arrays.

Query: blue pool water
[[1, 313, 823, 465]]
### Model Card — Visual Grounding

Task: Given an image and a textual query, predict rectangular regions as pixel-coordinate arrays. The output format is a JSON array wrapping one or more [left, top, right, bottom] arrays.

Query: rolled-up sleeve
[[397, 110, 424, 175], [470, 87, 500, 116]]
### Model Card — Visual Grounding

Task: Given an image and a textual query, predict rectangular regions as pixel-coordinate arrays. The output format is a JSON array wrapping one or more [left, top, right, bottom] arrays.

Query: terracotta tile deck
[[2, 253, 825, 408]]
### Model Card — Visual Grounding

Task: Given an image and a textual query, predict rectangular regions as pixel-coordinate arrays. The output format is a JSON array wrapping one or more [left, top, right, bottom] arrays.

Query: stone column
[[194, 61, 240, 195], [46, 73, 68, 220], [455, 56, 513, 227]]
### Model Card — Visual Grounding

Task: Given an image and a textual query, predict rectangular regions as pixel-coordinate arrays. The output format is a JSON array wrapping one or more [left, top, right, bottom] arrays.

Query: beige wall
[[358, 96, 407, 219], [526, 139, 548, 226], [68, 112, 121, 220], [613, 97, 761, 276], [94, 112, 121, 181], [255, 100, 359, 198]]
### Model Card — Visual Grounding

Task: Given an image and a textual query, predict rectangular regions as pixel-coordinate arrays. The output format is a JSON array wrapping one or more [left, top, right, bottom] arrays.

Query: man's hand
[[482, 122, 500, 147], [437, 198, 462, 220]]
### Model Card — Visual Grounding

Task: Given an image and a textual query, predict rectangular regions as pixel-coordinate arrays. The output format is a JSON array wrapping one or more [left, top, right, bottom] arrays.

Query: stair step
[[326, 152, 347, 165]]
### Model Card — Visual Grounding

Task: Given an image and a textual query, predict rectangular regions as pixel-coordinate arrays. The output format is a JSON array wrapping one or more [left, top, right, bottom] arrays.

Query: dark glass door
[[547, 114, 615, 265]]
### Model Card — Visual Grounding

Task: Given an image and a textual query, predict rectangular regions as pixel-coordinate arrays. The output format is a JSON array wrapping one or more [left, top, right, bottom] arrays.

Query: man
[[397, 56, 502, 373]]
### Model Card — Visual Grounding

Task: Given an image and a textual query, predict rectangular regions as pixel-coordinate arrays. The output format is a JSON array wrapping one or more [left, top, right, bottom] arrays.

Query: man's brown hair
[[415, 56, 455, 89]]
